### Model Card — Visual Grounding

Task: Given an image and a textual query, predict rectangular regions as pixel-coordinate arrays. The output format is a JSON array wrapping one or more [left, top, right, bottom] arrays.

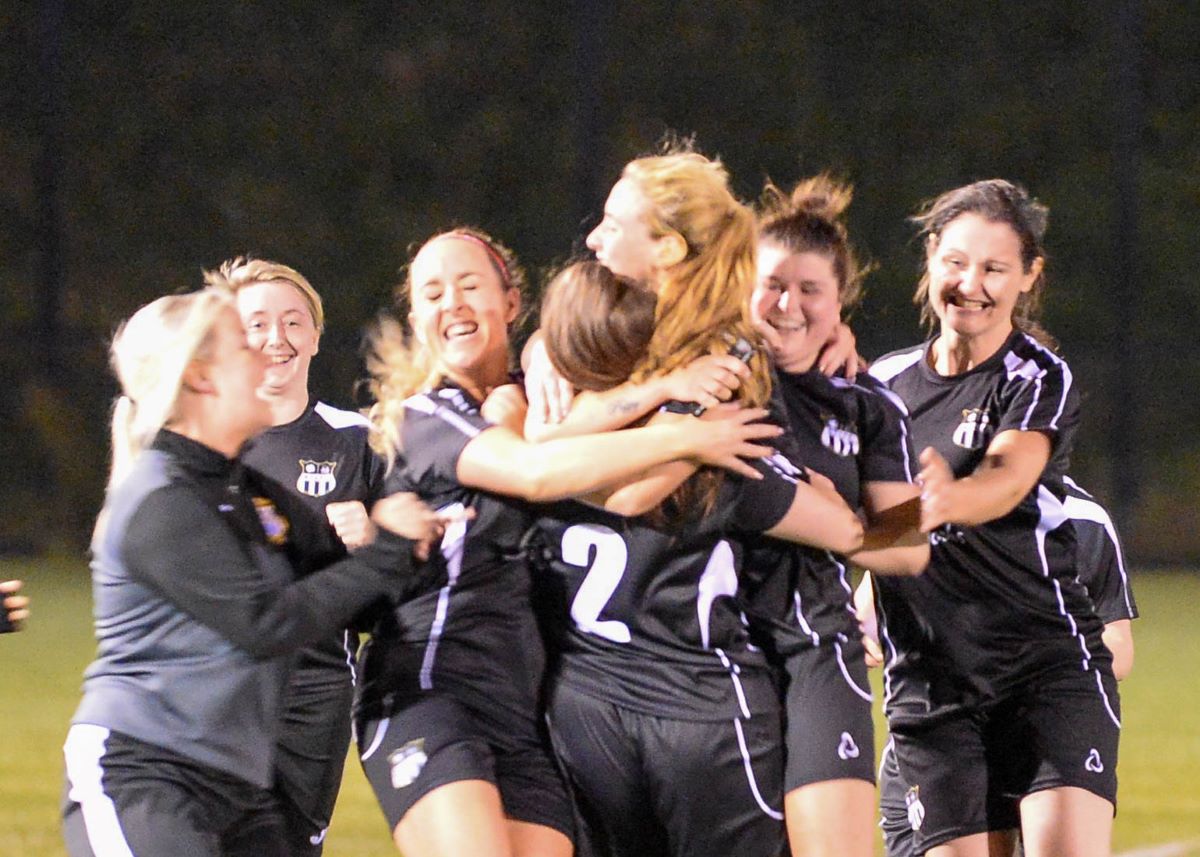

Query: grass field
[[2, 556, 1198, 856]]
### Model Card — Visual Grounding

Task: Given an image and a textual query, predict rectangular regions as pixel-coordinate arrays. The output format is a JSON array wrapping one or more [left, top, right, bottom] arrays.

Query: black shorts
[[62, 724, 286, 857], [545, 680, 784, 857], [273, 661, 355, 855], [782, 637, 875, 791], [889, 666, 1120, 853], [356, 693, 573, 839]]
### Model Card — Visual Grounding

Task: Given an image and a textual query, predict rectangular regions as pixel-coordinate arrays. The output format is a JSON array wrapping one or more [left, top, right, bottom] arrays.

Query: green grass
[[2, 558, 1198, 856]]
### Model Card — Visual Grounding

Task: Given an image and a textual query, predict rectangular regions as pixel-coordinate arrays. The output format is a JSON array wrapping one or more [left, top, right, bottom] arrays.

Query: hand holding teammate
[[660, 353, 750, 411], [663, 403, 782, 480], [917, 446, 959, 533], [371, 492, 474, 560], [482, 383, 529, 433], [523, 336, 574, 425]]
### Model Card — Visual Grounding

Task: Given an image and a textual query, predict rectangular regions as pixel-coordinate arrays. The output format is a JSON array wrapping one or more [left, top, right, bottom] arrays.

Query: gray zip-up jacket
[[72, 429, 425, 788]]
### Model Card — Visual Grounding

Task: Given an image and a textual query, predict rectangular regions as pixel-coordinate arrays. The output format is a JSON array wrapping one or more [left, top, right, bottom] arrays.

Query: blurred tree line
[[2, 0, 1196, 561]]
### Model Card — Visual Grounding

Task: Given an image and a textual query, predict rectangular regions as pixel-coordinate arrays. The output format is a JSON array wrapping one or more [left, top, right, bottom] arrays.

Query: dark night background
[[2, 1, 1196, 561]]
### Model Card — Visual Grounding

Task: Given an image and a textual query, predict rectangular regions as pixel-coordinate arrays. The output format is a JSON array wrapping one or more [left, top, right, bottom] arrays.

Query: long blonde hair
[[620, 146, 769, 519], [367, 227, 526, 465], [106, 289, 232, 489]]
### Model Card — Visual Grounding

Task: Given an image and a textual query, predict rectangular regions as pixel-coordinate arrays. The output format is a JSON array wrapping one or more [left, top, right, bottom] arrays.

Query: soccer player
[[62, 288, 444, 856], [869, 477, 1137, 857], [525, 147, 867, 857], [739, 175, 927, 857], [356, 227, 782, 857], [867, 180, 1118, 857], [208, 257, 386, 855]]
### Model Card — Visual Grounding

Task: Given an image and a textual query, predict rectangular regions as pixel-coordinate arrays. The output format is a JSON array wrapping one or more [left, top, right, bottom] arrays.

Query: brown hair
[[368, 226, 526, 464], [911, 179, 1054, 348], [757, 174, 870, 312], [540, 261, 656, 392]]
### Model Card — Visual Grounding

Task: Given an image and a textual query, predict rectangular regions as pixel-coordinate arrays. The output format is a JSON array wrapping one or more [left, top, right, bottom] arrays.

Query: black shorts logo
[[905, 784, 925, 831], [388, 739, 428, 789]]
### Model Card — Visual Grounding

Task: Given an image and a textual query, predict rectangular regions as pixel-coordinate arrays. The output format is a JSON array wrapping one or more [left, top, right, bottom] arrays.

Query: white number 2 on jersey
[[561, 524, 631, 644]]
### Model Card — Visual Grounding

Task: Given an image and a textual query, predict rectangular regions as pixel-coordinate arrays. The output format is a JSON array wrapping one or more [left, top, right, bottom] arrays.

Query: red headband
[[430, 232, 511, 286]]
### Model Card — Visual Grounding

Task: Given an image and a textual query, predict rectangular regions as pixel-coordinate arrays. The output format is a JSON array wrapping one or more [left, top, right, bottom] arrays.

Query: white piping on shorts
[[833, 636, 874, 702], [63, 724, 136, 857], [360, 716, 390, 762], [733, 718, 784, 821]]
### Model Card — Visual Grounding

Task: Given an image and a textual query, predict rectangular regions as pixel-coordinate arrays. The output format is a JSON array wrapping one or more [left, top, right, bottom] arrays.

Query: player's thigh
[[782, 642, 875, 792]]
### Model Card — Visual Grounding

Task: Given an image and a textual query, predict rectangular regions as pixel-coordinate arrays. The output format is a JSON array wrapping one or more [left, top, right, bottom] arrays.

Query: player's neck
[[930, 325, 1011, 376], [262, 386, 310, 427]]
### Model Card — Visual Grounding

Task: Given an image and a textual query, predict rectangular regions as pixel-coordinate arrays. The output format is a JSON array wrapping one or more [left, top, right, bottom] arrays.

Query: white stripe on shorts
[[63, 724, 136, 857], [733, 718, 784, 821]]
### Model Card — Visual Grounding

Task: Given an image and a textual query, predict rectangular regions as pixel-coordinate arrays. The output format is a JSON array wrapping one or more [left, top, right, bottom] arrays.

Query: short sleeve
[[400, 391, 492, 493], [996, 350, 1079, 439], [857, 380, 918, 485], [1073, 516, 1138, 624], [726, 448, 803, 535]]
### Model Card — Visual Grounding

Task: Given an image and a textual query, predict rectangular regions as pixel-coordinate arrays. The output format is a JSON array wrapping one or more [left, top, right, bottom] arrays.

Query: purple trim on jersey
[[831, 376, 917, 482], [1061, 491, 1135, 619], [1033, 486, 1092, 672], [868, 346, 925, 384], [715, 647, 752, 719], [419, 507, 469, 690], [1005, 334, 1074, 431], [404, 393, 484, 440]]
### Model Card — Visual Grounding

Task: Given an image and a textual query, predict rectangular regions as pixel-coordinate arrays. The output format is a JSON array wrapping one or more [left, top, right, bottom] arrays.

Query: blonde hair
[[107, 289, 232, 489], [620, 145, 769, 519], [204, 256, 325, 331], [368, 227, 526, 465]]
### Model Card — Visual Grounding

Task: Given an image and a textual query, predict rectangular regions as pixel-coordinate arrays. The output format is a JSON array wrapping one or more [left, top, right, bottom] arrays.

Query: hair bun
[[789, 174, 853, 222]]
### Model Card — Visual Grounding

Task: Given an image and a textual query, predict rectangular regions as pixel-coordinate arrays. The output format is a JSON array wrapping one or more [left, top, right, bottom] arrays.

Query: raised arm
[[849, 480, 929, 575], [918, 429, 1052, 532]]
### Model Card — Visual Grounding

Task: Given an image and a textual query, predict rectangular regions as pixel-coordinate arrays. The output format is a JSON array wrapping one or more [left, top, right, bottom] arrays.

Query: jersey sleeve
[[996, 350, 1079, 441], [400, 392, 492, 493], [726, 448, 803, 534], [1074, 517, 1138, 623], [121, 483, 413, 659], [858, 381, 918, 485]]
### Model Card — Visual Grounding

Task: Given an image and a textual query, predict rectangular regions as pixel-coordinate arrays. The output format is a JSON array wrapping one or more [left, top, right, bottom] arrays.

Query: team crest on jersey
[[252, 497, 290, 546], [388, 739, 428, 789], [952, 408, 994, 450], [905, 785, 926, 831], [297, 460, 338, 497], [820, 415, 860, 457]]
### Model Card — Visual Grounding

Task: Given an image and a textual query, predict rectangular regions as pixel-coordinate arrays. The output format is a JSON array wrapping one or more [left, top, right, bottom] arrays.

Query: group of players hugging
[[54, 141, 1136, 857]]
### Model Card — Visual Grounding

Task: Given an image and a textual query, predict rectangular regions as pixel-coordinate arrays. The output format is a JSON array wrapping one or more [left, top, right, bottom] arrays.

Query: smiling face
[[236, 280, 320, 399], [750, 242, 842, 373], [203, 306, 273, 443], [585, 177, 662, 285], [926, 212, 1042, 354], [408, 236, 520, 394]]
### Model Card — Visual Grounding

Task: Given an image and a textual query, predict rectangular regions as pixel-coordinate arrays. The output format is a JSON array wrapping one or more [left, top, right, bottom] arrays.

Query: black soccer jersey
[[741, 370, 917, 658], [1061, 477, 1138, 624], [354, 381, 547, 739], [241, 401, 387, 678], [867, 331, 1109, 720], [529, 451, 801, 722]]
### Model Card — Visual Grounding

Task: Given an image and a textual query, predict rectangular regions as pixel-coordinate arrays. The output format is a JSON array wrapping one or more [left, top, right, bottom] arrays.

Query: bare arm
[[918, 429, 1052, 532], [849, 480, 929, 575], [457, 410, 781, 504], [1102, 618, 1134, 680], [763, 472, 864, 555]]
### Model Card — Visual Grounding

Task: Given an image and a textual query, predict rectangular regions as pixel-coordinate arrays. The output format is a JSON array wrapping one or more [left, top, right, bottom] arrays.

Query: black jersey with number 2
[[868, 330, 1108, 720], [530, 450, 801, 722]]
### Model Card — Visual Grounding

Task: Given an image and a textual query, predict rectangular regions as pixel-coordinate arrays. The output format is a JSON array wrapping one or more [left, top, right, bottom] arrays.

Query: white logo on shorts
[[906, 785, 925, 831], [309, 827, 328, 846], [1085, 748, 1105, 773], [388, 739, 428, 789], [837, 731, 860, 760]]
